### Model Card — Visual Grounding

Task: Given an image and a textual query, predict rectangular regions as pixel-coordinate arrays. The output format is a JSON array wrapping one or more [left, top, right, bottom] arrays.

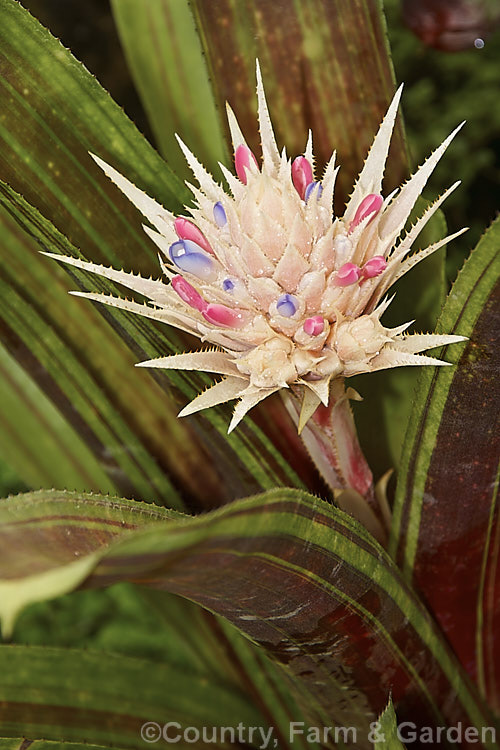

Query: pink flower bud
[[360, 255, 387, 279], [291, 156, 314, 199], [303, 316, 325, 336], [334, 263, 361, 287], [348, 193, 383, 233], [174, 218, 214, 255], [202, 303, 246, 328], [171, 275, 207, 312], [235, 144, 259, 185]]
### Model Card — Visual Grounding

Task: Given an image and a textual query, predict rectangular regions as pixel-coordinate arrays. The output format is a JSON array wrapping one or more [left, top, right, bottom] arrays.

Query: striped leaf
[[13, 584, 321, 750], [0, 489, 494, 747], [188, 0, 409, 205], [390, 216, 500, 710], [110, 0, 229, 179], [0, 645, 267, 749], [1, 496, 323, 750], [0, 342, 113, 495], [0, 0, 187, 273], [0, 203, 188, 505]]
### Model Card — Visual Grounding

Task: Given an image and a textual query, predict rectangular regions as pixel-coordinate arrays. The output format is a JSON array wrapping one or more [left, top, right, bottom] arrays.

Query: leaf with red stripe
[[188, 0, 409, 205], [0, 489, 495, 747], [390, 216, 500, 711], [0, 644, 270, 749]]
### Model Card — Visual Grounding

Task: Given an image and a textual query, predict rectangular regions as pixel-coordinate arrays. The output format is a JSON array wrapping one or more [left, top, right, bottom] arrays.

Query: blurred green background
[[385, 0, 500, 282]]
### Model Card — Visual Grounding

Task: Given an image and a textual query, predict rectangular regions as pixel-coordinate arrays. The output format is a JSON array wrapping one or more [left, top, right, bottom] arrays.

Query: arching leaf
[[0, 489, 494, 747]]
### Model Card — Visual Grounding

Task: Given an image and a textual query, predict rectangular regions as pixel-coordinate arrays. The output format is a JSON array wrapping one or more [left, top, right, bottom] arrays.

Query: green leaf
[[0, 489, 494, 745], [0, 0, 188, 274], [0, 201, 192, 505], [13, 583, 321, 750], [0, 493, 182, 637], [375, 699, 405, 749], [0, 341, 113, 493], [0, 645, 265, 748], [111, 0, 229, 178], [390, 216, 500, 708]]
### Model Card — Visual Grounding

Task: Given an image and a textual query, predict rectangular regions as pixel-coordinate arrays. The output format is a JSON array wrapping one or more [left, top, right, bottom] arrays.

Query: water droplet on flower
[[169, 239, 215, 281], [213, 201, 227, 227], [276, 293, 298, 317]]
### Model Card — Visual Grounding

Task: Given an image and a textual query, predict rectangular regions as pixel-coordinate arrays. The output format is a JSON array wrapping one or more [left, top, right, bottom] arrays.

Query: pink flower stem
[[282, 379, 387, 542]]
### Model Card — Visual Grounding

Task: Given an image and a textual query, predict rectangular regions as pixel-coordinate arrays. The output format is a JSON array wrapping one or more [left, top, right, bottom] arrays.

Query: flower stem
[[283, 381, 390, 542]]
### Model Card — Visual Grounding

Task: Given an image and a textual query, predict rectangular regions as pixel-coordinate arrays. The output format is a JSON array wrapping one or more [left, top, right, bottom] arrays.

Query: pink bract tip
[[349, 193, 383, 233], [291, 156, 314, 200], [334, 263, 361, 287], [171, 275, 207, 312], [235, 144, 259, 185], [303, 316, 325, 336], [202, 303, 245, 328], [361, 255, 387, 279], [174, 218, 214, 255]]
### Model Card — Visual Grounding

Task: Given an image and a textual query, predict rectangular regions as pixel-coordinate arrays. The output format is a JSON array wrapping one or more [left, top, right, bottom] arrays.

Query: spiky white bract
[[47, 62, 467, 432]]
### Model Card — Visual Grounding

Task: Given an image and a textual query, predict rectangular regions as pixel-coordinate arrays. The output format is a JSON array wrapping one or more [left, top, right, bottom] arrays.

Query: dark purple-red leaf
[[391, 217, 500, 712]]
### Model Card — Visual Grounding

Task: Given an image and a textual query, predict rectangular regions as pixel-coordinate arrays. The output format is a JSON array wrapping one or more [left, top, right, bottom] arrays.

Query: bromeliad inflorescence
[[47, 63, 467, 433]]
